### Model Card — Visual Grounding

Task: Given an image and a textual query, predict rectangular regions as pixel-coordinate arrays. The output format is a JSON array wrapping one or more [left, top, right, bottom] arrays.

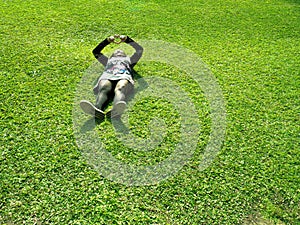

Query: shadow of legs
[[80, 117, 105, 133]]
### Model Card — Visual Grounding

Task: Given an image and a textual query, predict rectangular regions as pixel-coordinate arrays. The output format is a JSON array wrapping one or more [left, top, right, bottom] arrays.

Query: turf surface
[[1, 0, 299, 224]]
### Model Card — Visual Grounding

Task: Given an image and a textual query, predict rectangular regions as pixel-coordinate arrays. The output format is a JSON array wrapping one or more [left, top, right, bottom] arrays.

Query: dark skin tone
[[93, 35, 143, 112], [95, 79, 132, 111]]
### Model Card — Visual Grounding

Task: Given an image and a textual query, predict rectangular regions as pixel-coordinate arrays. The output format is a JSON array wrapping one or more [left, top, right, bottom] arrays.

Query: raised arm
[[92, 38, 111, 66], [124, 36, 143, 67]]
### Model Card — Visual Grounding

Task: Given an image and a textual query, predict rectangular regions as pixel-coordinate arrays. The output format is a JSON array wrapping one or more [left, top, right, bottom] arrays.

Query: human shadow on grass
[[80, 117, 105, 133], [107, 71, 149, 133]]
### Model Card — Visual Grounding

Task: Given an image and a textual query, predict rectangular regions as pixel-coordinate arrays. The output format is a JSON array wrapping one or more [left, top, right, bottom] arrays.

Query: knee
[[115, 81, 130, 93], [115, 84, 126, 93], [99, 81, 112, 93]]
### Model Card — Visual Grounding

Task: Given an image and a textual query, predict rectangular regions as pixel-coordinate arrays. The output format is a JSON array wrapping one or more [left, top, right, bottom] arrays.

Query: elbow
[[92, 49, 97, 57], [138, 46, 144, 56]]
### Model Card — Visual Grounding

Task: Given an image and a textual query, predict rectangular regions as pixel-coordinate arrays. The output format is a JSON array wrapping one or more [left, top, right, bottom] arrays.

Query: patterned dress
[[92, 37, 143, 94], [99, 56, 134, 84]]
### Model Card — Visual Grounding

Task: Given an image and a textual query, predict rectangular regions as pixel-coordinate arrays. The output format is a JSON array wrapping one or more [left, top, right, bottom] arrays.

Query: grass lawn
[[1, 0, 299, 224]]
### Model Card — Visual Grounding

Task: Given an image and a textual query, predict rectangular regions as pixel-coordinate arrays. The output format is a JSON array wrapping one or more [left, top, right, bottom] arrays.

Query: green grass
[[1, 0, 299, 224]]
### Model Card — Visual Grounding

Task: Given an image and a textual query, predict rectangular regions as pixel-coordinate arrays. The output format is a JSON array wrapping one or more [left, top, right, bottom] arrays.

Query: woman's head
[[111, 49, 126, 58]]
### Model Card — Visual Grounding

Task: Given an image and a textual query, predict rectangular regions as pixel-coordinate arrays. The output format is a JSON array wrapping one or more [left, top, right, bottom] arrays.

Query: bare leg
[[113, 80, 133, 105], [95, 80, 112, 110]]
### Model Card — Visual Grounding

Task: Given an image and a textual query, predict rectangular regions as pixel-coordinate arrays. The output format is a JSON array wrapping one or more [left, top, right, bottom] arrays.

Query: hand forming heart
[[107, 34, 127, 44]]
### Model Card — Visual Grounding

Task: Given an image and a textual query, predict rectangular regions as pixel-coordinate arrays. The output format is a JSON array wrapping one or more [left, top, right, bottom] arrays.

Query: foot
[[106, 101, 127, 119], [80, 100, 105, 120]]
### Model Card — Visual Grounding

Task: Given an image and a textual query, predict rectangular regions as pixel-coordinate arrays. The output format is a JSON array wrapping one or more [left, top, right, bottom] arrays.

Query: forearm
[[92, 39, 110, 65], [126, 36, 143, 66]]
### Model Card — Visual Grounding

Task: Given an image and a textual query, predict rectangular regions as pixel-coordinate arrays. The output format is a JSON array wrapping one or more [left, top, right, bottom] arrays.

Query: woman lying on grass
[[80, 34, 143, 120]]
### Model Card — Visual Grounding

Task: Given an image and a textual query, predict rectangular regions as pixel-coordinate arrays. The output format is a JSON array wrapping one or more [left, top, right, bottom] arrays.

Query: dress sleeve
[[125, 37, 143, 68], [92, 39, 110, 66]]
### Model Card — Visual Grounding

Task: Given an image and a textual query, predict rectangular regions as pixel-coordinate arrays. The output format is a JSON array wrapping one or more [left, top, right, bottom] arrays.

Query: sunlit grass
[[1, 0, 299, 224]]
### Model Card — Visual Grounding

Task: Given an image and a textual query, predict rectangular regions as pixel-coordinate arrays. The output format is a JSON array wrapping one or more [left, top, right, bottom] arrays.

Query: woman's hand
[[120, 35, 127, 42], [107, 34, 127, 44], [107, 35, 115, 43]]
